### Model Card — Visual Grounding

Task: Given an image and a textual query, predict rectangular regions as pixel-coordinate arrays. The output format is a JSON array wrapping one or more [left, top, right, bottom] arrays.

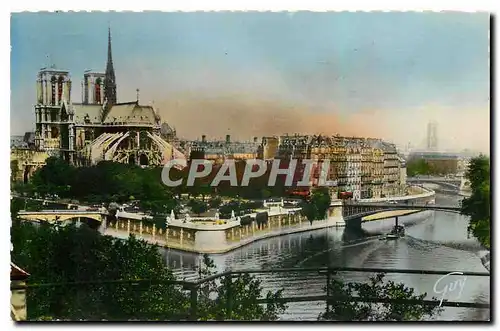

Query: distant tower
[[82, 71, 105, 104], [426, 121, 438, 151], [104, 27, 117, 108]]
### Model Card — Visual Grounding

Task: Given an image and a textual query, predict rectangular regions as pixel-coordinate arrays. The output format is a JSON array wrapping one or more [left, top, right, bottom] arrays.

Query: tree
[[10, 221, 287, 321], [300, 201, 317, 225], [300, 187, 331, 225], [28, 159, 180, 213], [208, 197, 222, 209], [319, 273, 443, 321], [198, 183, 213, 202], [406, 159, 431, 177], [11, 159, 20, 183], [461, 155, 490, 248], [218, 200, 242, 219], [188, 199, 208, 216], [31, 156, 75, 198], [194, 255, 287, 321], [11, 222, 188, 320], [261, 188, 272, 199]]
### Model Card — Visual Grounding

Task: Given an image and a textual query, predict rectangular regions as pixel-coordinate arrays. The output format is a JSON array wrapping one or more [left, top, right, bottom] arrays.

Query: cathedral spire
[[104, 26, 117, 107]]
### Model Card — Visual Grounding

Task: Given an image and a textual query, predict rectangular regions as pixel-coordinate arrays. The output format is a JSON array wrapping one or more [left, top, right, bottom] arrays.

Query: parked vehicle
[[339, 192, 353, 200]]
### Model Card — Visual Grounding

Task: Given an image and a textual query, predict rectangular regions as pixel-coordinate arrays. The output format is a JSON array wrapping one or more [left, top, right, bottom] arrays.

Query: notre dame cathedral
[[31, 28, 185, 168]]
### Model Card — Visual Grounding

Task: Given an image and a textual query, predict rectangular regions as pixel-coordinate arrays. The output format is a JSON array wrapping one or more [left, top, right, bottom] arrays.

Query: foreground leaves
[[11, 221, 286, 321], [319, 273, 443, 321], [460, 155, 490, 249]]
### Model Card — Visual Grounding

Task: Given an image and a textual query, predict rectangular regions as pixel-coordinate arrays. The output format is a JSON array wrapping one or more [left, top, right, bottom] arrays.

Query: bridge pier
[[99, 217, 107, 234], [345, 216, 362, 231]]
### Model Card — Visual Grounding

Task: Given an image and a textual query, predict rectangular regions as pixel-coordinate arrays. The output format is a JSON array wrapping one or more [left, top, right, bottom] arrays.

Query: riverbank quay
[[358, 185, 435, 204], [102, 200, 345, 254], [15, 186, 435, 254], [104, 215, 344, 254], [100, 186, 435, 254]]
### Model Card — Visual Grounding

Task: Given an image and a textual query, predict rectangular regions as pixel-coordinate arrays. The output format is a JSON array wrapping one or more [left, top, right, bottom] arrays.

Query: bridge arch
[[407, 178, 461, 190], [58, 216, 102, 229], [341, 202, 462, 220], [18, 212, 104, 229]]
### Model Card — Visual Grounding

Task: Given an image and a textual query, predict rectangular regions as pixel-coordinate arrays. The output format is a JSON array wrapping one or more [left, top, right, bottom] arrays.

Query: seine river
[[161, 193, 490, 321]]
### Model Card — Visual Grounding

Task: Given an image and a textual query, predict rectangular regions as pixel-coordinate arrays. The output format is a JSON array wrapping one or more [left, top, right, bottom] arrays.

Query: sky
[[10, 12, 490, 153]]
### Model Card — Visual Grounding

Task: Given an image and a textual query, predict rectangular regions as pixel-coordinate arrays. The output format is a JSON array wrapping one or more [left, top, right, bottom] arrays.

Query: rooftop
[[11, 263, 29, 281]]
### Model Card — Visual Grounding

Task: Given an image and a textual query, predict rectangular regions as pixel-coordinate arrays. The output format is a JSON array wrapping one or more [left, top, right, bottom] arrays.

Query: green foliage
[[195, 255, 287, 321], [10, 197, 45, 212], [464, 155, 490, 190], [12, 182, 35, 197], [319, 273, 443, 321], [30, 157, 74, 197], [261, 188, 272, 199], [11, 222, 287, 321], [169, 160, 296, 200], [28, 158, 179, 215], [218, 200, 262, 219], [11, 159, 20, 183], [11, 221, 188, 320], [406, 159, 432, 177], [461, 155, 490, 248], [208, 196, 222, 209], [187, 199, 208, 216], [300, 187, 331, 224], [141, 214, 168, 230]]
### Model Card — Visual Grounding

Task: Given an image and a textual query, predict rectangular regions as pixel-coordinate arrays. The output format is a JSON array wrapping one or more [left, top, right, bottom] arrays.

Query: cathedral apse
[[24, 27, 187, 168]]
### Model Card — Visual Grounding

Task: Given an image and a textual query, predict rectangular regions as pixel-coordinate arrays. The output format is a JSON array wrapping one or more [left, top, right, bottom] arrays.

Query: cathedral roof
[[161, 122, 175, 135], [72, 104, 103, 124], [102, 101, 159, 125]]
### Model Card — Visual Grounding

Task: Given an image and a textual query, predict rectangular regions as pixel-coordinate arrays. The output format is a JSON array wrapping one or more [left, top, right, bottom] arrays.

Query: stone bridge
[[407, 177, 465, 190], [17, 210, 106, 228], [342, 202, 461, 218], [341, 202, 461, 229]]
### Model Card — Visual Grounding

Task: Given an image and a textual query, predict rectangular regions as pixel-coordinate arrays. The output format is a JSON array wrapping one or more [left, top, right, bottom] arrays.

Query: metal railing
[[12, 266, 490, 321]]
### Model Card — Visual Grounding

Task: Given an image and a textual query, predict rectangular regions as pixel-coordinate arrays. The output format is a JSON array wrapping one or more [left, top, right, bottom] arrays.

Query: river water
[[161, 193, 490, 321]]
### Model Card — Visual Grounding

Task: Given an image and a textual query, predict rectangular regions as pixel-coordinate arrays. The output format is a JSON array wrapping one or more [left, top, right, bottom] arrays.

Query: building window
[[95, 78, 102, 104], [58, 76, 64, 104], [50, 76, 56, 105]]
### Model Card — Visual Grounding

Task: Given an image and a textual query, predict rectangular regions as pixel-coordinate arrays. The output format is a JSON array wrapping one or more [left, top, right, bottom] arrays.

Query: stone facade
[[11, 263, 29, 321], [12, 28, 186, 174], [256, 135, 405, 200]]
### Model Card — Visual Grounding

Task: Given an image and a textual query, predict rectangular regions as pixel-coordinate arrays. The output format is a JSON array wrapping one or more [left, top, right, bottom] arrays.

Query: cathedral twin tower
[[36, 27, 117, 109], [29, 26, 177, 168]]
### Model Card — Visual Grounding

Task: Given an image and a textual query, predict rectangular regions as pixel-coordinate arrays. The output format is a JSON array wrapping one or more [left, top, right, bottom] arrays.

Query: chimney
[[226, 135, 231, 144], [202, 135, 206, 143]]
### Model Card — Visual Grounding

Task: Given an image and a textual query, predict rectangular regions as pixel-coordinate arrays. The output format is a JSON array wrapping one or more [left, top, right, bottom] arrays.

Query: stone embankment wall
[[103, 188, 436, 254], [104, 203, 344, 254]]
